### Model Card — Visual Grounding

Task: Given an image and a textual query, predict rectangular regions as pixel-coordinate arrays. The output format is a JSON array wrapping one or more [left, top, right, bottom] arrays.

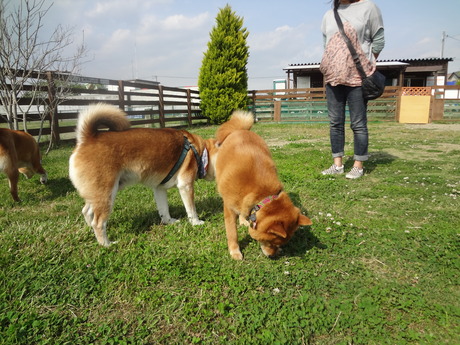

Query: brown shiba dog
[[0, 128, 47, 201], [69, 103, 217, 246], [214, 111, 312, 260]]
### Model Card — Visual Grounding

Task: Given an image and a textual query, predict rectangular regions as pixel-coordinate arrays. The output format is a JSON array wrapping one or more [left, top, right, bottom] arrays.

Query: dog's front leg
[[39, 172, 48, 184], [177, 182, 204, 225], [153, 187, 178, 224], [224, 204, 243, 260]]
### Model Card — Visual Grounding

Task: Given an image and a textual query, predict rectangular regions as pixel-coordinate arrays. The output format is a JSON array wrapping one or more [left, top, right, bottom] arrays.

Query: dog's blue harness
[[160, 136, 205, 185]]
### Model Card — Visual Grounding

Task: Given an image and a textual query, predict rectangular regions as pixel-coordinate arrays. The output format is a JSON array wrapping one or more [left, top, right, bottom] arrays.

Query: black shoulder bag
[[334, 9, 385, 100]]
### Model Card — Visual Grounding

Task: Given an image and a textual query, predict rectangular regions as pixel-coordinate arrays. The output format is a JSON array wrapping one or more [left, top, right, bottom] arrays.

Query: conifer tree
[[198, 5, 249, 124]]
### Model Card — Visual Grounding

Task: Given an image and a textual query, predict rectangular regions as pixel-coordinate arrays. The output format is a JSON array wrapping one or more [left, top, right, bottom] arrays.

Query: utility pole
[[441, 31, 446, 58]]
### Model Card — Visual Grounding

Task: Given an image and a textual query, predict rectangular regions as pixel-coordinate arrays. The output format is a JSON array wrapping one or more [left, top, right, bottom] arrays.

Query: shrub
[[198, 5, 249, 124]]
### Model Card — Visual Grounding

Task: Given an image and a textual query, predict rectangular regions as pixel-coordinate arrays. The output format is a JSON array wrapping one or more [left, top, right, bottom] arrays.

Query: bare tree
[[0, 0, 87, 136]]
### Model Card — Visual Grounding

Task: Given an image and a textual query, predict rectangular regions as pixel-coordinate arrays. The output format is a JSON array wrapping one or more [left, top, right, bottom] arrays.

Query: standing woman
[[320, 0, 384, 179]]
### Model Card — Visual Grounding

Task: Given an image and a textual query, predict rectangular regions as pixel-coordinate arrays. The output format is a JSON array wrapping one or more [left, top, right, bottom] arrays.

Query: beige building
[[283, 58, 453, 89]]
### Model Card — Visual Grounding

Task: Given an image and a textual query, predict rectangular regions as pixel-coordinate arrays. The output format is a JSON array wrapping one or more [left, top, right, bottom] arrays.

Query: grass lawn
[[1, 121, 459, 344]]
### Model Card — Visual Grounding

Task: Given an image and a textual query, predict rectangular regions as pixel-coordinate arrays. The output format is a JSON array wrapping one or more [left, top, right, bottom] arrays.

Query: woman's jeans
[[326, 84, 369, 162]]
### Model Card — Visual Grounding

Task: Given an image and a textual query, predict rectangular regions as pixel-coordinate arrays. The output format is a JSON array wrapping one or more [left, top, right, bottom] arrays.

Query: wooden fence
[[1, 72, 460, 144], [247, 86, 460, 122], [432, 85, 460, 121], [1, 73, 206, 143]]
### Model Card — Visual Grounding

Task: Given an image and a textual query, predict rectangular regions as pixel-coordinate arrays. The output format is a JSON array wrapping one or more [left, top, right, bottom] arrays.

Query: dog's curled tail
[[216, 110, 254, 146], [76, 103, 131, 144]]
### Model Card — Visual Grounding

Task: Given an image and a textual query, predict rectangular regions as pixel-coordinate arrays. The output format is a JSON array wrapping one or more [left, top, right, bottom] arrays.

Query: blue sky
[[36, 0, 460, 89]]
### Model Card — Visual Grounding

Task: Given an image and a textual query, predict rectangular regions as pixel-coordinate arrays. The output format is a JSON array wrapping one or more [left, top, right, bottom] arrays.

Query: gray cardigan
[[322, 0, 385, 60]]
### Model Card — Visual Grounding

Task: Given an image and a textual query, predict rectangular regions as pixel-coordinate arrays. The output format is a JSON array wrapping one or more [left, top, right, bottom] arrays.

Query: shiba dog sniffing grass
[[69, 103, 217, 246], [214, 111, 312, 260]]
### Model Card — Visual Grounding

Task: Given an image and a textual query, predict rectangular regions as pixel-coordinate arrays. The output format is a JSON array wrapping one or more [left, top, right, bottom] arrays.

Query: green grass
[[1, 122, 459, 345]]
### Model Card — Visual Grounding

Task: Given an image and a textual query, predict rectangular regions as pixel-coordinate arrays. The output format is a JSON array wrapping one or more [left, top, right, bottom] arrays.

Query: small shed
[[448, 71, 460, 84], [284, 58, 453, 89]]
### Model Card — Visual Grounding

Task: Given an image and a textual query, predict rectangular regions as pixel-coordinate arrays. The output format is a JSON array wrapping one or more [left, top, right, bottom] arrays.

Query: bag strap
[[333, 9, 367, 80]]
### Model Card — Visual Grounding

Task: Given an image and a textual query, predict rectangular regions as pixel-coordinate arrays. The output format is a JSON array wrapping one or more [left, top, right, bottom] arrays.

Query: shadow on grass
[[237, 225, 324, 260], [343, 150, 398, 174], [119, 196, 224, 235], [196, 196, 224, 216], [285, 226, 326, 256], [1, 176, 75, 205], [45, 177, 75, 199]]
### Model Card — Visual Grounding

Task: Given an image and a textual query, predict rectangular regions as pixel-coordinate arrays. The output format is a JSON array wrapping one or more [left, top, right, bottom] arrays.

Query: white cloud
[[43, 0, 460, 89], [85, 0, 171, 18], [161, 13, 209, 31], [92, 28, 133, 63], [250, 25, 296, 52], [416, 37, 433, 46]]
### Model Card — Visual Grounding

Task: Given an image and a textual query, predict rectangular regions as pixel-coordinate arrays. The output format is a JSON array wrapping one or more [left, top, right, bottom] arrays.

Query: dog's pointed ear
[[298, 214, 313, 226], [268, 225, 287, 239]]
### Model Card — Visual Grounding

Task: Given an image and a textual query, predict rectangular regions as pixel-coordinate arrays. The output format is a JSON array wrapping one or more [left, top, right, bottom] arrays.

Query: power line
[[441, 31, 460, 57], [447, 35, 460, 42]]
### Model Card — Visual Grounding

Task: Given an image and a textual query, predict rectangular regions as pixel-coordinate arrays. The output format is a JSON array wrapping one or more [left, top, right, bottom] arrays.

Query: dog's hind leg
[[91, 207, 111, 246], [7, 168, 20, 202], [88, 179, 119, 246], [2, 152, 20, 201], [82, 203, 94, 227], [177, 182, 203, 225], [153, 186, 178, 224]]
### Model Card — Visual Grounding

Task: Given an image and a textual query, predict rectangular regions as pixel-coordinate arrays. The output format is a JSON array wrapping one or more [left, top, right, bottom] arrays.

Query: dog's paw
[[161, 217, 179, 225], [190, 219, 205, 226], [230, 250, 243, 260], [238, 215, 249, 226], [99, 239, 115, 247]]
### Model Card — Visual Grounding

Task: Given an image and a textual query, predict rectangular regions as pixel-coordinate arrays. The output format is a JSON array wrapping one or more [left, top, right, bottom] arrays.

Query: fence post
[[46, 72, 60, 144], [395, 87, 402, 122], [158, 85, 165, 128], [118, 80, 125, 111], [431, 87, 445, 121], [186, 88, 192, 126], [274, 101, 281, 122]]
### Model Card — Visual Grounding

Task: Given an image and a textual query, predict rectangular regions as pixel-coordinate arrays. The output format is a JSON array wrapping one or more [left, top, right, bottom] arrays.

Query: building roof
[[284, 57, 453, 71]]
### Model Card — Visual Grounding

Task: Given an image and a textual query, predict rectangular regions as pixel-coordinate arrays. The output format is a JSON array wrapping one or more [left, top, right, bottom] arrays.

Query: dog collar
[[247, 192, 281, 229]]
